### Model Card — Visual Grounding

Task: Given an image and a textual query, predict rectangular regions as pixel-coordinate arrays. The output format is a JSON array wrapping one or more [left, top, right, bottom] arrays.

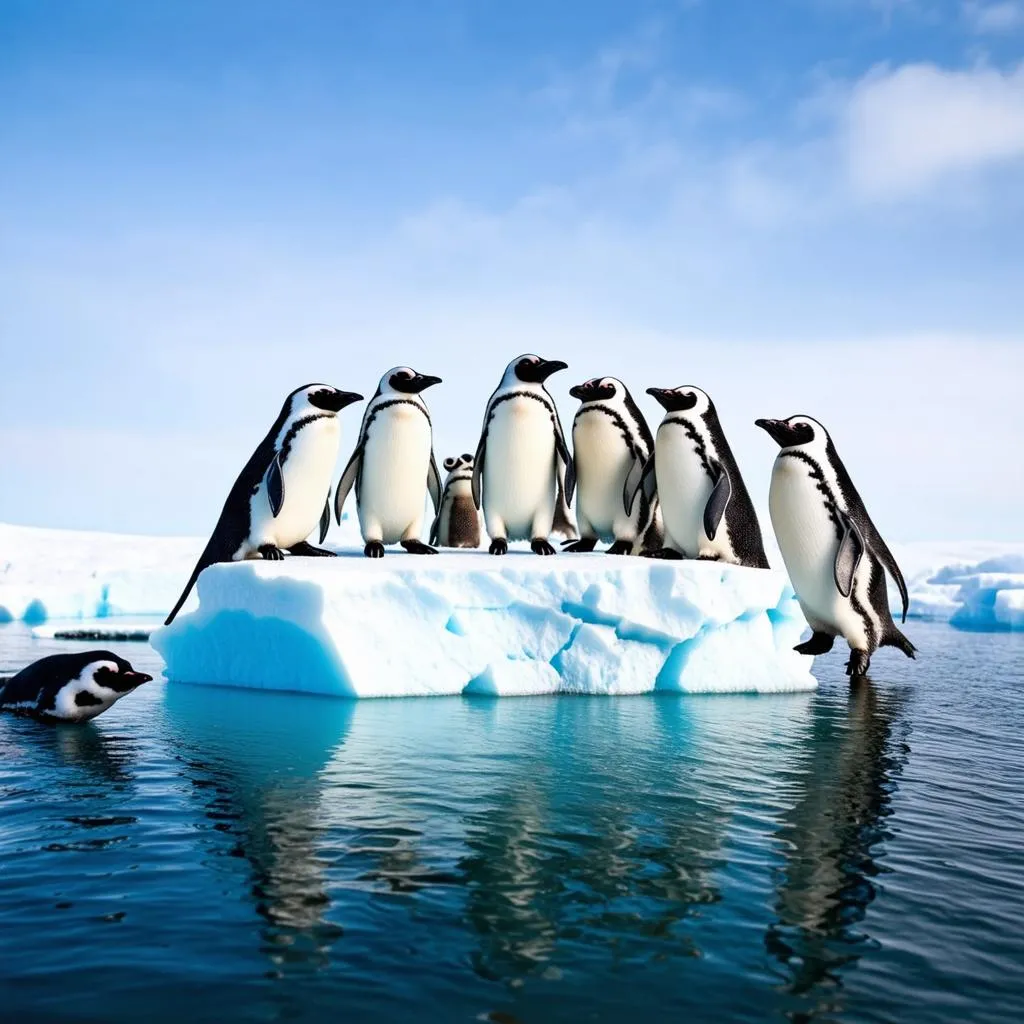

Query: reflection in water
[[164, 684, 354, 977], [767, 680, 912, 1012], [456, 696, 775, 984]]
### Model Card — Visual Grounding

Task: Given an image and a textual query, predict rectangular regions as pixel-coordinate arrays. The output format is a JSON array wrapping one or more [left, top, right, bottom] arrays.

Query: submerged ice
[[152, 553, 816, 697]]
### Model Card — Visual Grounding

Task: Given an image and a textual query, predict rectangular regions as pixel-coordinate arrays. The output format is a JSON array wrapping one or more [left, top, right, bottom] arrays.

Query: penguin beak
[[409, 374, 443, 393], [312, 390, 364, 412], [537, 359, 568, 382], [569, 383, 589, 401], [755, 418, 794, 447], [110, 670, 153, 693], [646, 387, 673, 410]]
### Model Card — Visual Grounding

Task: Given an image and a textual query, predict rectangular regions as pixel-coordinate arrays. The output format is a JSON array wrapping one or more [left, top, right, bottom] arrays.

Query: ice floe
[[151, 553, 816, 697]]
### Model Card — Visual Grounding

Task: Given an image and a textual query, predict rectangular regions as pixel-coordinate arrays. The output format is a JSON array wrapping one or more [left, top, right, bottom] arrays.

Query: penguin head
[[88, 653, 153, 695], [381, 367, 444, 396], [646, 385, 713, 417], [292, 384, 365, 415], [63, 652, 152, 718], [443, 453, 474, 473], [755, 415, 825, 450], [569, 376, 624, 404], [504, 354, 568, 387]]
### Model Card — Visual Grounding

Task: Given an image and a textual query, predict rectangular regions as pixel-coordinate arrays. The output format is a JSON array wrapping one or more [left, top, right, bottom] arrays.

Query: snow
[[894, 542, 1024, 630], [151, 554, 816, 697]]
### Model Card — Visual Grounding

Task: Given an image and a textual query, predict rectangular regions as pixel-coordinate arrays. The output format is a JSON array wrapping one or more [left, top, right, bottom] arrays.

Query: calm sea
[[1, 620, 1022, 1023]]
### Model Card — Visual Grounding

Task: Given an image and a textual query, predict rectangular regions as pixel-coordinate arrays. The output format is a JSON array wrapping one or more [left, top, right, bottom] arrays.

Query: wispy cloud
[[843, 62, 1024, 197], [963, 1, 1024, 32]]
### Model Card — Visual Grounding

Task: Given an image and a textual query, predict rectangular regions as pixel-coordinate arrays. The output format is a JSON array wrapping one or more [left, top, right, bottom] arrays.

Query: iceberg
[[895, 542, 1024, 630], [151, 553, 816, 697]]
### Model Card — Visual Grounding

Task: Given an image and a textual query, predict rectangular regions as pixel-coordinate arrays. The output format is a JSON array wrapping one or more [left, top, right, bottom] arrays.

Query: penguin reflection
[[766, 680, 911, 1000], [166, 687, 352, 976], [458, 774, 726, 982]]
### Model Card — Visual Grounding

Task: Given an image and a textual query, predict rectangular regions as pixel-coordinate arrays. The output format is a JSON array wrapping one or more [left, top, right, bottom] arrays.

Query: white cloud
[[963, 1, 1024, 33], [843, 62, 1024, 197]]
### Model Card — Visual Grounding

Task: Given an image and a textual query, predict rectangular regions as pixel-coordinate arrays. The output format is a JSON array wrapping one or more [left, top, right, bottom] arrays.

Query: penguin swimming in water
[[637, 386, 769, 568], [430, 453, 481, 549], [472, 354, 576, 556], [756, 414, 915, 678], [164, 383, 363, 624], [564, 376, 661, 555], [334, 367, 444, 558], [0, 651, 152, 723]]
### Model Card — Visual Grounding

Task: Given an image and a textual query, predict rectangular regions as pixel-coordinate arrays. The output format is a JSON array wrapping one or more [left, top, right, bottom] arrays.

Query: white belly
[[252, 417, 340, 549], [358, 406, 432, 543], [483, 399, 556, 539], [768, 457, 868, 647], [574, 413, 639, 541], [656, 425, 712, 556]]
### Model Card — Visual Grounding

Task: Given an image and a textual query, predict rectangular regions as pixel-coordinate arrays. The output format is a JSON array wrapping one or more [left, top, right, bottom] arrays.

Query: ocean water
[[1, 620, 1022, 1023]]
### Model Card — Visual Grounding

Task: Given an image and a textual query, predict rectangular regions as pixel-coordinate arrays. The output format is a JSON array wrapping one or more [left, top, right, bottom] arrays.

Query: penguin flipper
[[265, 452, 285, 518], [868, 532, 910, 624], [553, 424, 575, 506], [552, 459, 578, 540], [703, 462, 732, 542], [471, 433, 486, 509], [834, 513, 865, 599], [319, 493, 331, 545], [623, 454, 645, 516], [334, 445, 363, 525], [427, 452, 442, 514], [629, 457, 658, 516]]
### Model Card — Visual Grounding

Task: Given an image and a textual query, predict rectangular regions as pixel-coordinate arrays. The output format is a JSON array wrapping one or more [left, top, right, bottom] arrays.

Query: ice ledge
[[151, 552, 816, 698]]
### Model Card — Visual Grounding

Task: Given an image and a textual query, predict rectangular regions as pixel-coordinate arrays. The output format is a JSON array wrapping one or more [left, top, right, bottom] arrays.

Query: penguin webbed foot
[[845, 650, 871, 678], [288, 541, 337, 558], [401, 540, 439, 555], [563, 538, 597, 553], [794, 632, 836, 656], [258, 544, 285, 561], [644, 547, 684, 560], [364, 541, 386, 559], [531, 538, 557, 556], [606, 540, 633, 556], [489, 538, 508, 556]]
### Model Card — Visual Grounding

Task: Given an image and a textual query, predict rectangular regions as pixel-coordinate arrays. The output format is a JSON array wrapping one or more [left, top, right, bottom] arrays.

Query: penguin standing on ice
[[164, 383, 364, 625], [334, 367, 444, 558], [430, 453, 481, 549], [564, 376, 661, 554], [756, 414, 915, 678], [472, 354, 576, 556], [637, 386, 769, 568], [0, 651, 152, 723]]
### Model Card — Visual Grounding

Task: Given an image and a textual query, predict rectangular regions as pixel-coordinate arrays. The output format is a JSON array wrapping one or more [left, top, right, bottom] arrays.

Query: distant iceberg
[[896, 542, 1024, 630], [151, 554, 815, 697]]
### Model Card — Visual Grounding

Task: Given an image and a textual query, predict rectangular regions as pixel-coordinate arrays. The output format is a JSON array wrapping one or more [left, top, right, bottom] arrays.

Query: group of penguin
[[0, 353, 915, 724]]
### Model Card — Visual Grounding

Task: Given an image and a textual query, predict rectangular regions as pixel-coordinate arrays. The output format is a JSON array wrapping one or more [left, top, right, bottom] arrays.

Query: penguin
[[0, 651, 152, 723], [429, 453, 481, 549], [164, 383, 364, 625], [635, 386, 769, 568], [564, 376, 661, 555], [756, 415, 915, 678], [472, 354, 576, 556], [334, 367, 444, 558]]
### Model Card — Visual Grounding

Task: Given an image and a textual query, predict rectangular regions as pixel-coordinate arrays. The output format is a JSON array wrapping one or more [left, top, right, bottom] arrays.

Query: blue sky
[[1, 0, 1022, 540]]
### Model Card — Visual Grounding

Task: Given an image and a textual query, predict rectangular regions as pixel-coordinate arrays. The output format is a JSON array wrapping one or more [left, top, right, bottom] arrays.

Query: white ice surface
[[151, 553, 816, 697]]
